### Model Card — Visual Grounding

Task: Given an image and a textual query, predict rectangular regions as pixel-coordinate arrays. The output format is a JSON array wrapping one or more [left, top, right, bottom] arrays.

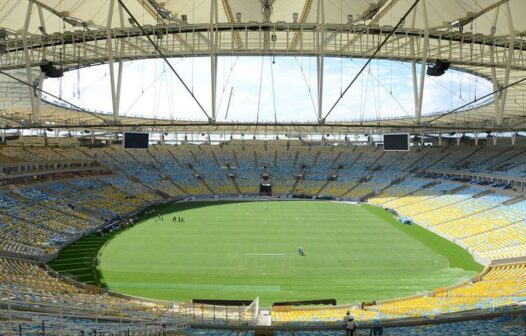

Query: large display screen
[[383, 133, 410, 151], [123, 132, 149, 149]]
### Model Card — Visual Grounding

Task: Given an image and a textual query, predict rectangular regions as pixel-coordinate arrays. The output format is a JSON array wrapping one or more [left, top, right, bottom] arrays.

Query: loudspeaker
[[426, 59, 450, 77], [39, 60, 64, 78]]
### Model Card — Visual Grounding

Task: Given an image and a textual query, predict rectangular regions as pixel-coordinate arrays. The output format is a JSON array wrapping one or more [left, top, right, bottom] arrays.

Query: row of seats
[[271, 263, 526, 323], [187, 315, 526, 335], [2, 142, 526, 177], [0, 258, 173, 321], [0, 172, 167, 255], [370, 179, 526, 260], [0, 257, 255, 332]]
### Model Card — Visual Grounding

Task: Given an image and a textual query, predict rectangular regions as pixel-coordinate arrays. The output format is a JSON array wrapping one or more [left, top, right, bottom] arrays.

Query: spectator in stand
[[343, 311, 352, 325], [346, 315, 357, 336]]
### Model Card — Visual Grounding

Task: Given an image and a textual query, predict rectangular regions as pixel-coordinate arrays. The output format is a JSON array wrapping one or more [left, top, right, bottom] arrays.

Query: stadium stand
[[1, 143, 526, 262], [2, 0, 526, 333], [269, 315, 526, 336], [0, 142, 525, 334], [0, 256, 258, 334], [271, 263, 526, 323]]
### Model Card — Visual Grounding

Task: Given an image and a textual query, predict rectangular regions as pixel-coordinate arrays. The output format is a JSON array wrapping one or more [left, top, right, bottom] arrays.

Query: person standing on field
[[298, 247, 304, 256]]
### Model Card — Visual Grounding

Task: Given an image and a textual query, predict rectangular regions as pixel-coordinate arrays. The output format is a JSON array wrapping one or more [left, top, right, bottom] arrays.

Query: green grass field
[[64, 200, 481, 306]]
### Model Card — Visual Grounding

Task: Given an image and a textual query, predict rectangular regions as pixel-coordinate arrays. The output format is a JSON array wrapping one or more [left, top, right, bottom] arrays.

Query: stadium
[[0, 0, 525, 335]]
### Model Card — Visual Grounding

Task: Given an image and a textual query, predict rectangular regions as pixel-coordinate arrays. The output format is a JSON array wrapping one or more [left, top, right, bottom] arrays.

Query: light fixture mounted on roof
[[426, 59, 450, 77], [236, 12, 242, 23], [0, 28, 16, 38], [28, 0, 92, 29], [147, 0, 174, 21], [63, 16, 88, 28], [450, 19, 461, 28], [261, 0, 274, 23], [39, 60, 64, 78], [0, 29, 7, 54], [292, 12, 298, 23], [490, 26, 497, 35]]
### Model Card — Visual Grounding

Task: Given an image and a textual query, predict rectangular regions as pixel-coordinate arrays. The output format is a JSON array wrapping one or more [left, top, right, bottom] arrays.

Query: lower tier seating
[[271, 263, 526, 323]]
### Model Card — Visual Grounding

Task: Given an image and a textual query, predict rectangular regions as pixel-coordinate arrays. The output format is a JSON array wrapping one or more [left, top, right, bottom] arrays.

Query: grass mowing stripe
[[109, 282, 281, 292], [48, 231, 118, 287]]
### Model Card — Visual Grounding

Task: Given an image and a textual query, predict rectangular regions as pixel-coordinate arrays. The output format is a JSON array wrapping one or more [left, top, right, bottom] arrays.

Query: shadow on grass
[[363, 204, 483, 272]]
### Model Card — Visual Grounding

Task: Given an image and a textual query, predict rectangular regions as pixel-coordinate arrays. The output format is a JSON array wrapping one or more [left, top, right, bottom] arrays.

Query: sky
[[43, 56, 494, 123]]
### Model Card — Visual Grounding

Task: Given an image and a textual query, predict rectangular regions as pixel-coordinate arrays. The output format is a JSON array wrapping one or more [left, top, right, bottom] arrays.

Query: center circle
[[97, 200, 479, 306]]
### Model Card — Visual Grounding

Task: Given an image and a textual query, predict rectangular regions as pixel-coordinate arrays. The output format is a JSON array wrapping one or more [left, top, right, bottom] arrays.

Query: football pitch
[[54, 200, 483, 306]]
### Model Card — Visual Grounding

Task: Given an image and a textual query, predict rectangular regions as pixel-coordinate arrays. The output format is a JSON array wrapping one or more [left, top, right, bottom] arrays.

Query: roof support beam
[[409, 0, 429, 124], [210, 0, 219, 122], [490, 7, 502, 125], [136, 0, 196, 53], [116, 4, 126, 123], [497, 2, 516, 125], [323, 0, 420, 122], [261, 0, 274, 51], [290, 0, 314, 50], [340, 0, 400, 53], [415, 0, 429, 124], [220, 0, 243, 50], [107, 0, 117, 123], [410, 10, 419, 123], [117, 0, 211, 121], [494, 38, 513, 126], [316, 0, 325, 123], [22, 1, 39, 124], [491, 1, 515, 126], [411, 60, 419, 121], [34, 5, 48, 124], [28, 0, 94, 29], [107, 0, 125, 124], [6, 23, 526, 71], [431, 0, 510, 30], [1, 119, 521, 133]]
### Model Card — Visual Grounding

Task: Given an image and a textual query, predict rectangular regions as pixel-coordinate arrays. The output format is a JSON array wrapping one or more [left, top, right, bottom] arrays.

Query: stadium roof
[[0, 0, 525, 134]]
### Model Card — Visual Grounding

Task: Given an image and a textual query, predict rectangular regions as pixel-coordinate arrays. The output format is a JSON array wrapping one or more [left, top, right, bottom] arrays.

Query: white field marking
[[245, 253, 285, 256]]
